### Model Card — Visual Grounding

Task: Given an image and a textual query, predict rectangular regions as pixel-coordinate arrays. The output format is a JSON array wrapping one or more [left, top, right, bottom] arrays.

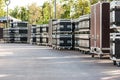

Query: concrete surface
[[0, 43, 120, 80]]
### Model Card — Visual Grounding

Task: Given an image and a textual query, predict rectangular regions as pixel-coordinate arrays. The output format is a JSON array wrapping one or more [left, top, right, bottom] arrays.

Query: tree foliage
[[9, 0, 114, 24], [60, 0, 73, 19], [71, 0, 90, 18], [28, 3, 41, 24], [41, 2, 52, 24], [10, 6, 20, 19], [20, 7, 29, 21], [90, 0, 99, 5], [10, 6, 29, 21], [0, 0, 5, 17]]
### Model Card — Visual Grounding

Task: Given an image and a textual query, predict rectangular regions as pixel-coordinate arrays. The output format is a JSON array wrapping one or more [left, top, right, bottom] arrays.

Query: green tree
[[28, 3, 41, 24], [9, 6, 21, 19], [9, 6, 29, 21], [41, 2, 52, 24], [90, 0, 98, 5], [0, 0, 5, 17], [51, 0, 73, 19], [60, 0, 74, 19], [72, 0, 90, 18], [20, 7, 29, 21]]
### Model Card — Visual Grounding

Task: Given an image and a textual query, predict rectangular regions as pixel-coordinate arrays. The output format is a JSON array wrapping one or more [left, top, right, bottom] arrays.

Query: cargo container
[[90, 2, 110, 58]]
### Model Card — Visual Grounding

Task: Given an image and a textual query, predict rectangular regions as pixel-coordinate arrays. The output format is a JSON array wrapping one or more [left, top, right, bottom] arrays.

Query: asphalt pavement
[[0, 43, 120, 80]]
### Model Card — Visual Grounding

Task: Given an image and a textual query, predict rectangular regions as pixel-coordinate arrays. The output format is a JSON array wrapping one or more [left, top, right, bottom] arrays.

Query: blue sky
[[8, 0, 48, 9]]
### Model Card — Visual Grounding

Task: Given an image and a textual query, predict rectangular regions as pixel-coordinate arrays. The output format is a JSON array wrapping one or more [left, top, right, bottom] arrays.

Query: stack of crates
[[3, 28, 15, 43], [41, 24, 49, 46], [3, 22, 28, 43], [36, 25, 42, 45], [74, 14, 90, 53], [110, 1, 120, 66], [72, 18, 78, 50], [52, 19, 73, 50], [36, 24, 49, 46], [31, 25, 36, 44], [11, 22, 28, 43], [52, 21, 57, 48]]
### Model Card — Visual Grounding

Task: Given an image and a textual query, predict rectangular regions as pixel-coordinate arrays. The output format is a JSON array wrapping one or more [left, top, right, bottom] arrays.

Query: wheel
[[92, 54, 94, 58], [113, 61, 116, 65]]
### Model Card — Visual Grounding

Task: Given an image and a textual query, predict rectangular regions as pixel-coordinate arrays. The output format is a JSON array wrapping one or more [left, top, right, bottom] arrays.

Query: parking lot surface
[[0, 43, 120, 80]]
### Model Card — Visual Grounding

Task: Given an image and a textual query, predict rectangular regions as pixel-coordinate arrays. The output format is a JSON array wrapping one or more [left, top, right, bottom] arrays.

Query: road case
[[31, 25, 36, 44], [110, 33, 120, 66], [52, 19, 73, 50], [110, 1, 120, 31], [90, 2, 110, 58]]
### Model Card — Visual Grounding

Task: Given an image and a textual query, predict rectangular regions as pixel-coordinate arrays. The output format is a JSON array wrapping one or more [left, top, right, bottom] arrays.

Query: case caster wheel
[[113, 61, 116, 65], [92, 54, 94, 58]]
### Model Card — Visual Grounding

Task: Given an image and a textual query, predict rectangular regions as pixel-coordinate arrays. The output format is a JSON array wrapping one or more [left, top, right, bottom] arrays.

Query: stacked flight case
[[110, 1, 120, 66], [31, 25, 36, 44], [74, 14, 90, 53], [36, 25, 42, 45], [3, 22, 28, 43], [36, 24, 49, 46], [72, 18, 79, 50], [3, 28, 15, 43], [90, 2, 110, 58], [52, 19, 73, 50], [41, 24, 49, 46], [11, 22, 28, 43]]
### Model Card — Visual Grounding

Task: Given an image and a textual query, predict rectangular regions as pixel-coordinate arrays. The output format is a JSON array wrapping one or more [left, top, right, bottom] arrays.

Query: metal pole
[[49, 0, 51, 19], [41, 6, 44, 23], [7, 5, 8, 28], [54, 0, 56, 19], [5, 0, 10, 28]]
